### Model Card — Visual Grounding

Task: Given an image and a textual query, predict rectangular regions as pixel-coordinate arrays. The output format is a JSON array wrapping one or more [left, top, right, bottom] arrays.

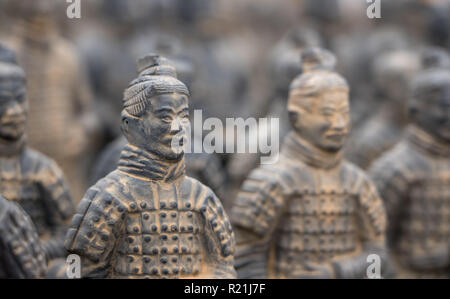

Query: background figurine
[[0, 44, 75, 261], [345, 50, 420, 169], [0, 194, 47, 278], [65, 54, 235, 279], [369, 49, 450, 278], [231, 48, 390, 279]]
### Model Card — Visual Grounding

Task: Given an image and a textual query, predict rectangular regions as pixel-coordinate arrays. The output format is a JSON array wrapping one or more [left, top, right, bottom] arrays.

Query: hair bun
[[136, 53, 177, 78], [301, 47, 336, 73]]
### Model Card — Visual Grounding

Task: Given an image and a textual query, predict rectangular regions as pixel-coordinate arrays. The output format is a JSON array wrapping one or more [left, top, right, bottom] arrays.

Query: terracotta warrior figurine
[[369, 49, 450, 278], [65, 54, 235, 279], [346, 50, 420, 169], [231, 48, 390, 279], [0, 194, 47, 278], [0, 44, 75, 260]]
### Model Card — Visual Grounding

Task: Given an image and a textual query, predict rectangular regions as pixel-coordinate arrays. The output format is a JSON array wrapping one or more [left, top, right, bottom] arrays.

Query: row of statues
[[0, 42, 449, 278]]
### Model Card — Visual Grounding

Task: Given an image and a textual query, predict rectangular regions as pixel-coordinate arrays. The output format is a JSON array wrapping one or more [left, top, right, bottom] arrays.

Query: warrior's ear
[[120, 111, 132, 138], [288, 110, 301, 130]]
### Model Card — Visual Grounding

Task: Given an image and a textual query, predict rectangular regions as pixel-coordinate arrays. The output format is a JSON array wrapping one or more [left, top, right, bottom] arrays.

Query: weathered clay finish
[[231, 48, 389, 279], [65, 54, 235, 279], [370, 52, 450, 278], [0, 44, 74, 260], [0, 194, 47, 278]]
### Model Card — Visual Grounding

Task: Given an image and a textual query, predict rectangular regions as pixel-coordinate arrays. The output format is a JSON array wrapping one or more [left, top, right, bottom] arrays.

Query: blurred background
[[0, 0, 448, 206]]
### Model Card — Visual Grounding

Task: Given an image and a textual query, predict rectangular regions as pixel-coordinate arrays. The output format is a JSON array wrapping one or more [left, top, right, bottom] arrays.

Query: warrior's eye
[[161, 115, 172, 122]]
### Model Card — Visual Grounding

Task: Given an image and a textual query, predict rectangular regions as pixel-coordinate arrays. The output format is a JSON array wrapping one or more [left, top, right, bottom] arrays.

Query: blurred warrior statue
[[370, 49, 450, 278], [0, 44, 74, 261], [65, 55, 235, 278], [346, 50, 420, 169], [0, 194, 47, 278], [231, 48, 391, 279], [1, 1, 98, 202]]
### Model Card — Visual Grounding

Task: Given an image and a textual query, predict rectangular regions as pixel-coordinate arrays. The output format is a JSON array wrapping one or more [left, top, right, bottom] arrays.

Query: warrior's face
[[0, 75, 27, 141], [123, 92, 190, 161], [416, 83, 450, 142], [290, 88, 350, 152]]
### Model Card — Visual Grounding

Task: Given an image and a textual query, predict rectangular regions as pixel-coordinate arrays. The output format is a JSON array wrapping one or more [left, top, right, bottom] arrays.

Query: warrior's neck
[[117, 143, 186, 183], [282, 132, 343, 170], [407, 125, 450, 158], [0, 135, 26, 157]]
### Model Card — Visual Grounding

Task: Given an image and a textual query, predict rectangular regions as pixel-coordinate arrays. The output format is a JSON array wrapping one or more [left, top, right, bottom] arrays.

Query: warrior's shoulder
[[20, 147, 61, 175]]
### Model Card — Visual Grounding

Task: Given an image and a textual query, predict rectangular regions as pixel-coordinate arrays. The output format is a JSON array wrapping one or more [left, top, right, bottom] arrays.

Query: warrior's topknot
[[123, 54, 189, 117], [288, 48, 348, 110], [0, 44, 25, 82]]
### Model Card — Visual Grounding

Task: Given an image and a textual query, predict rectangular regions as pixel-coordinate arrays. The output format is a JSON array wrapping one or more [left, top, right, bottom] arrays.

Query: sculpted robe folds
[[232, 133, 387, 278], [65, 144, 235, 278]]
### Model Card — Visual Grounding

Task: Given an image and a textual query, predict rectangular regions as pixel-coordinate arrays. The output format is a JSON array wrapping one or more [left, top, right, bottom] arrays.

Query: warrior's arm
[[331, 177, 392, 278], [369, 155, 409, 247], [0, 198, 47, 278], [40, 159, 75, 259], [199, 189, 236, 279], [230, 167, 286, 278], [64, 187, 126, 278]]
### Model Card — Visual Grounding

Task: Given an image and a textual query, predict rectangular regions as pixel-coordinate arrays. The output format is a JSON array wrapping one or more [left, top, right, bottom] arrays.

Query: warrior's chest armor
[[112, 181, 205, 278], [0, 157, 47, 235], [397, 159, 450, 255], [275, 167, 360, 275]]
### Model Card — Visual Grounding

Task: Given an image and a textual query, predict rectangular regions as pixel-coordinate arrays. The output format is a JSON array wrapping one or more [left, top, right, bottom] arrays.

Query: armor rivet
[[152, 268, 158, 275], [185, 202, 191, 208], [171, 225, 177, 232], [102, 235, 109, 241], [172, 235, 178, 240], [143, 214, 149, 220], [182, 246, 188, 253], [105, 198, 112, 205], [144, 257, 151, 263], [128, 256, 134, 262], [171, 212, 177, 218], [173, 268, 179, 274], [187, 212, 193, 218], [188, 236, 193, 240], [160, 202, 166, 208], [181, 267, 186, 273], [161, 257, 168, 264], [160, 212, 166, 218], [187, 257, 192, 262], [173, 247, 179, 253], [93, 216, 100, 222], [188, 225, 193, 231], [130, 203, 136, 209], [162, 269, 169, 275], [181, 226, 186, 231], [133, 247, 139, 253], [118, 206, 125, 212], [161, 235, 167, 240], [172, 257, 178, 263], [200, 206, 207, 213], [133, 227, 139, 232], [152, 248, 159, 254], [140, 202, 147, 208], [161, 247, 168, 254], [144, 236, 151, 242], [128, 237, 134, 243], [87, 231, 94, 238], [162, 225, 168, 231], [133, 268, 139, 273], [170, 202, 177, 208]]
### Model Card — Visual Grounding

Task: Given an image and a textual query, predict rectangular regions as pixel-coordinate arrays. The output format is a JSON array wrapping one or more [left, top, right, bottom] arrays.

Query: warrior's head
[[287, 48, 350, 153], [0, 44, 27, 142], [121, 54, 190, 161], [372, 50, 420, 106], [409, 48, 450, 142]]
